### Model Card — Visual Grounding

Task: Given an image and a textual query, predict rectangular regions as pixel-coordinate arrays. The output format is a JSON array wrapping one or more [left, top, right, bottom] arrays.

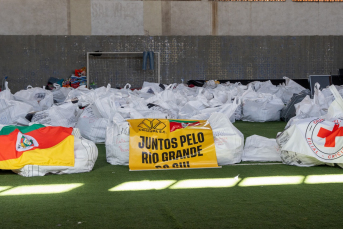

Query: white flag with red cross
[[279, 118, 343, 163]]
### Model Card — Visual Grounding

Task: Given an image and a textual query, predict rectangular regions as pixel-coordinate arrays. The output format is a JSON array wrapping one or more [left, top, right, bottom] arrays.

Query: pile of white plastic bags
[[0, 77, 309, 130], [277, 85, 343, 168], [4, 75, 343, 173], [0, 83, 98, 177], [12, 128, 98, 177]]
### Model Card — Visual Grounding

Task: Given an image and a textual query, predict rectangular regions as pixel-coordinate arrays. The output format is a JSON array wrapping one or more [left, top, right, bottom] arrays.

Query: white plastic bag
[[139, 109, 171, 119], [142, 81, 165, 94], [94, 95, 117, 120], [286, 85, 343, 128], [323, 85, 343, 120], [190, 107, 221, 120], [64, 85, 110, 107], [77, 85, 111, 107], [145, 104, 176, 119], [14, 85, 53, 111], [313, 83, 329, 112], [294, 84, 327, 119], [218, 97, 241, 123], [278, 87, 343, 167], [178, 103, 200, 119], [13, 128, 98, 177], [242, 94, 284, 122], [75, 104, 108, 143], [294, 95, 322, 118], [321, 85, 343, 106], [52, 84, 72, 104], [256, 80, 279, 95], [276, 77, 307, 104], [178, 96, 210, 119], [276, 118, 336, 167], [31, 102, 80, 127], [0, 99, 34, 125], [65, 85, 90, 102], [242, 135, 281, 162], [203, 80, 218, 89], [0, 81, 14, 100], [283, 76, 307, 92], [213, 90, 230, 104], [208, 112, 244, 165], [279, 149, 329, 167], [106, 120, 130, 165]]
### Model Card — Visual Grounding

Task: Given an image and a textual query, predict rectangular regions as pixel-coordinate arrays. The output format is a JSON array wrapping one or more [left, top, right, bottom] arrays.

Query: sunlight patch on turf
[[304, 174, 343, 184], [169, 178, 241, 189], [238, 176, 305, 186], [107, 174, 343, 192], [0, 183, 83, 196], [0, 186, 12, 192], [109, 180, 176, 191]]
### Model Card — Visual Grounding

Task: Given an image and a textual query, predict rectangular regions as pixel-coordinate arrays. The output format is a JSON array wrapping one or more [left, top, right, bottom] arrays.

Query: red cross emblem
[[317, 123, 343, 147]]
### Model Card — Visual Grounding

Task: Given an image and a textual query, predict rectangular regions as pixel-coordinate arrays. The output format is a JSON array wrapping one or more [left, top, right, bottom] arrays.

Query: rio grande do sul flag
[[0, 124, 75, 170]]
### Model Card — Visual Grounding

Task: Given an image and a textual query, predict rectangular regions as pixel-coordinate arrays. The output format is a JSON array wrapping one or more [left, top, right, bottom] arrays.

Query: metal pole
[[158, 52, 160, 84], [86, 52, 89, 88]]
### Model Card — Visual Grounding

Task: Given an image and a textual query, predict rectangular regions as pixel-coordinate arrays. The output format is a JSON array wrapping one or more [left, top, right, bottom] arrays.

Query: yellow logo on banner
[[127, 119, 219, 171]]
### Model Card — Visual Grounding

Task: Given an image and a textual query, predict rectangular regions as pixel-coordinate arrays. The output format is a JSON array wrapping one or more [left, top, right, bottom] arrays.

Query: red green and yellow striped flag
[[0, 124, 75, 170]]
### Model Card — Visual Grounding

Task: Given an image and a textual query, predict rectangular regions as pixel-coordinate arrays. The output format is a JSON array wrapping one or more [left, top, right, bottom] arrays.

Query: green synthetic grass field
[[1, 121, 343, 228]]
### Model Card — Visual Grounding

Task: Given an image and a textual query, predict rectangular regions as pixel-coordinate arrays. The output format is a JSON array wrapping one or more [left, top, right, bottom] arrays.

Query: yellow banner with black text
[[127, 119, 219, 171]]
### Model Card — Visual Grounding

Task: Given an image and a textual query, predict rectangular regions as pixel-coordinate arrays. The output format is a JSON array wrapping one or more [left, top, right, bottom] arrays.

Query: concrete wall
[[0, 1, 342, 92], [0, 0, 342, 36], [1, 36, 343, 92], [0, 0, 69, 35]]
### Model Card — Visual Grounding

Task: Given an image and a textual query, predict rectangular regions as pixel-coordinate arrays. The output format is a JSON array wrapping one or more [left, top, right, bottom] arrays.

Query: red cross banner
[[279, 118, 343, 163]]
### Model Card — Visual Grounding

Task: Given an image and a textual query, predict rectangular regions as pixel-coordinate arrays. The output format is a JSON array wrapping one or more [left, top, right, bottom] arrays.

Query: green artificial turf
[[233, 120, 287, 140], [1, 122, 343, 228]]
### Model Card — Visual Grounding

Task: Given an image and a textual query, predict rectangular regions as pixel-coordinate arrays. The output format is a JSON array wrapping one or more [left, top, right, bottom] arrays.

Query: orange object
[[75, 67, 86, 77]]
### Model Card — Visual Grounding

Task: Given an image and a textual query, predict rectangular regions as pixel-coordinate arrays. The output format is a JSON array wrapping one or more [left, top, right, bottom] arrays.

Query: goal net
[[86, 52, 160, 89]]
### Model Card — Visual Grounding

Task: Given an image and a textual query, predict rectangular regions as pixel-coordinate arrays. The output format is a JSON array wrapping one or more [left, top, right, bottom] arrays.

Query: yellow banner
[[127, 119, 219, 171]]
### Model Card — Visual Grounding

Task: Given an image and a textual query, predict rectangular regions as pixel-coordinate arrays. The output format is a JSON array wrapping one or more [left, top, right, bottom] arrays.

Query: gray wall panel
[[0, 0, 68, 35], [1, 36, 343, 92]]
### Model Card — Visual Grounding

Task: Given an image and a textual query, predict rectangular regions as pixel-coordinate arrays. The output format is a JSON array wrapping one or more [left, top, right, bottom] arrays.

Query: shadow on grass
[[0, 169, 16, 175]]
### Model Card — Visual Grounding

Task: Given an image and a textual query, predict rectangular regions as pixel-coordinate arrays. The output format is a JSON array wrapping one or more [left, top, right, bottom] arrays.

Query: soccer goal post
[[86, 52, 161, 89]]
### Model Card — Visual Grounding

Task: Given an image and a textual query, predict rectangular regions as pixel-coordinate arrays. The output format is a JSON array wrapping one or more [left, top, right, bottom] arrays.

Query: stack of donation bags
[[241, 82, 343, 167], [13, 128, 98, 177], [0, 77, 306, 135], [0, 83, 101, 176], [0, 125, 98, 177], [276, 85, 343, 168], [106, 112, 244, 166], [2, 76, 343, 174]]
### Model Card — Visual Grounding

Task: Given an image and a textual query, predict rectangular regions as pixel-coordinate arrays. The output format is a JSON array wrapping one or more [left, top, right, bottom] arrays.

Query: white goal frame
[[86, 52, 161, 88]]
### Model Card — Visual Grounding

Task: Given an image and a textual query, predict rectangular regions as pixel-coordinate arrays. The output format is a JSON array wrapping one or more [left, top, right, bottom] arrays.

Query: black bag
[[187, 80, 206, 87], [280, 89, 311, 122]]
